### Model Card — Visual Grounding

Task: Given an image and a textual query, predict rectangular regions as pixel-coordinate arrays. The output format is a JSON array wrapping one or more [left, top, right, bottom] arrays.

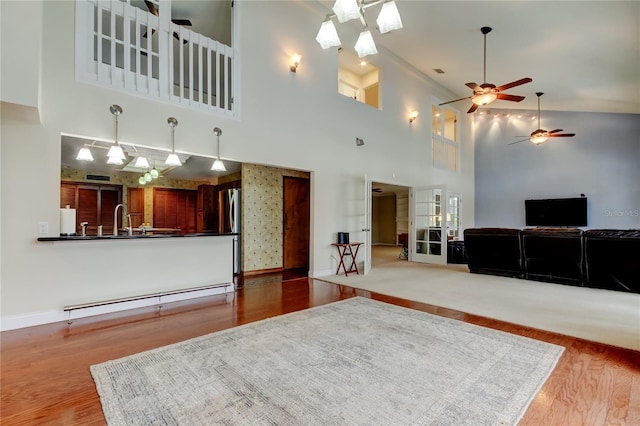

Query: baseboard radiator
[[64, 283, 234, 323]]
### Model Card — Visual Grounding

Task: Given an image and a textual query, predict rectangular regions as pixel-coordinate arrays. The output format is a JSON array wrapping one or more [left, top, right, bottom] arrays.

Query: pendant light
[[165, 117, 182, 166], [134, 156, 150, 169], [76, 146, 94, 161], [107, 105, 125, 164], [211, 127, 226, 171]]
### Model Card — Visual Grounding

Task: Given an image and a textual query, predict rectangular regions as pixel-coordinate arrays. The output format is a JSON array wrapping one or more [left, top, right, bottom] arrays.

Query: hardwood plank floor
[[1, 275, 638, 425]]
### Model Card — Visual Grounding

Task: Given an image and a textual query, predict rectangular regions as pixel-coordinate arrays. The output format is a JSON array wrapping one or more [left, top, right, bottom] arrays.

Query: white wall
[[474, 109, 640, 229], [0, 1, 475, 326]]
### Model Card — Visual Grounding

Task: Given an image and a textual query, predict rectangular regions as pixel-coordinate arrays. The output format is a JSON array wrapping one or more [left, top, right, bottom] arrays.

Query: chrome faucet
[[80, 222, 88, 237], [114, 203, 124, 235], [126, 214, 133, 236]]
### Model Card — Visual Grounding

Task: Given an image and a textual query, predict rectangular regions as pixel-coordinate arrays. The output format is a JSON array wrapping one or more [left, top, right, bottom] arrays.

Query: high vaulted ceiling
[[130, 1, 639, 115], [318, 1, 640, 114]]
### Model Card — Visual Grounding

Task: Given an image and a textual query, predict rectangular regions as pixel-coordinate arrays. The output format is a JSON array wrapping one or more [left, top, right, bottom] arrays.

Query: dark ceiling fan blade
[[549, 133, 576, 138], [548, 129, 563, 134], [465, 82, 481, 91], [172, 19, 192, 26], [496, 93, 525, 102], [144, 0, 159, 16], [467, 103, 480, 114], [495, 77, 532, 92], [439, 96, 472, 106], [508, 138, 530, 145], [173, 32, 189, 44]]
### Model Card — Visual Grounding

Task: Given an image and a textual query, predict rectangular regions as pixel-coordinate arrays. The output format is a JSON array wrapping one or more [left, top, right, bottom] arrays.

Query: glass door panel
[[411, 186, 447, 264]]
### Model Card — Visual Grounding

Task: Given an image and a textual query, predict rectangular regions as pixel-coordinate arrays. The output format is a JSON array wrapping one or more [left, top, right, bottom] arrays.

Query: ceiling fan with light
[[510, 92, 576, 145], [439, 27, 532, 113], [142, 0, 192, 42]]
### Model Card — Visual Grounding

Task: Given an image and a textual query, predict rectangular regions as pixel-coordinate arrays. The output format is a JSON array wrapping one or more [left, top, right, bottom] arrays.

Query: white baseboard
[[1, 284, 234, 331]]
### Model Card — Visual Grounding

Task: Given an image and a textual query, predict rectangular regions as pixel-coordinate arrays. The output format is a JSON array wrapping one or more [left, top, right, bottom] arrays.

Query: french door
[[410, 185, 448, 265]]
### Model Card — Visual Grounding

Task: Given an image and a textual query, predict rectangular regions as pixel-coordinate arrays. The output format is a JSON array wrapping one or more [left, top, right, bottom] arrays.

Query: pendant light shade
[[316, 19, 341, 49], [376, 1, 403, 34], [165, 117, 182, 166], [139, 175, 146, 185], [332, 0, 360, 23], [355, 29, 377, 58], [150, 167, 159, 179], [76, 146, 94, 161], [211, 127, 226, 171], [134, 156, 150, 169], [106, 155, 124, 165]]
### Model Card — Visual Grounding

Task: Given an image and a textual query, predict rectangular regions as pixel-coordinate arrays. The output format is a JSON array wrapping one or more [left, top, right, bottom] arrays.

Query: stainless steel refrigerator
[[226, 189, 242, 274]]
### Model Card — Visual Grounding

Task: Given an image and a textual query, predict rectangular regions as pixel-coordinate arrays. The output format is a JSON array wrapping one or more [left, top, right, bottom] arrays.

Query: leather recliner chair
[[584, 229, 640, 293], [464, 228, 524, 278], [521, 228, 584, 286]]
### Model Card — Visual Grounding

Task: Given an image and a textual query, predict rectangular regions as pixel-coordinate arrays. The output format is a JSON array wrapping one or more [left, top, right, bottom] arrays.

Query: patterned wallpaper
[[61, 167, 213, 225], [242, 163, 309, 272]]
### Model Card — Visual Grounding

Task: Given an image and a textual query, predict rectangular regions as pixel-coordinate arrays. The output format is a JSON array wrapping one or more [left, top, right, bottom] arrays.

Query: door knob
[[362, 228, 370, 232]]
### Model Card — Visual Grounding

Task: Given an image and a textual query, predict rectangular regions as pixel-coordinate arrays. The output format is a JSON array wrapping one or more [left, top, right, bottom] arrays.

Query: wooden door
[[283, 177, 310, 271], [127, 187, 145, 228], [153, 188, 197, 233]]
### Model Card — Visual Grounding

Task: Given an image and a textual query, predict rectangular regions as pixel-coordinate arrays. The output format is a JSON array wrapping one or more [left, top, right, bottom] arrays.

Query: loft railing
[[75, 0, 235, 116], [432, 133, 460, 172]]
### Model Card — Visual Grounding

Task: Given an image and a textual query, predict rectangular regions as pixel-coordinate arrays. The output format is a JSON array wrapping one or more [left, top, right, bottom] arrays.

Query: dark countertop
[[37, 232, 238, 242]]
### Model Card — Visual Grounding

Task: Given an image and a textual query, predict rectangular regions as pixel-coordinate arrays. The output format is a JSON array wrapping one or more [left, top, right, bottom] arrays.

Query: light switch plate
[[38, 222, 49, 235]]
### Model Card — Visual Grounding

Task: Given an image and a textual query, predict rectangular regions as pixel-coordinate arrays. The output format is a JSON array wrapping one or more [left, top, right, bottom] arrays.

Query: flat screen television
[[525, 197, 587, 227]]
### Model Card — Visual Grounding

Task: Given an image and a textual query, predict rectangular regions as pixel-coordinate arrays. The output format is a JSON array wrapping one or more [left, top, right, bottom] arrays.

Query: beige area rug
[[317, 247, 640, 351], [91, 297, 564, 425]]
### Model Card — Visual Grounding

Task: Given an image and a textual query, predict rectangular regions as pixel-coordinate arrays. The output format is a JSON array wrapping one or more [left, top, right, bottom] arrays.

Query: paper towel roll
[[60, 206, 77, 235]]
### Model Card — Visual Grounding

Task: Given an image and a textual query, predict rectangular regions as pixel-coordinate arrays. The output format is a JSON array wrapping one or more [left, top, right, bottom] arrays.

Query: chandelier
[[316, 0, 403, 58]]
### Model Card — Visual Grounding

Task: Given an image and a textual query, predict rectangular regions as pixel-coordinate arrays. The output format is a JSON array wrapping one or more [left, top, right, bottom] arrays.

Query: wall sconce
[[409, 111, 419, 124], [290, 54, 301, 72]]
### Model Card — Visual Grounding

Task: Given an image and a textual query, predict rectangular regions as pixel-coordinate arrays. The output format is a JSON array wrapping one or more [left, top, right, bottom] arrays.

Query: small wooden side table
[[332, 242, 363, 276]]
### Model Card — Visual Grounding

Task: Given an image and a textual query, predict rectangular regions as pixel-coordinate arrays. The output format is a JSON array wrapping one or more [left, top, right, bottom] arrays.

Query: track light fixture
[[316, 0, 403, 58]]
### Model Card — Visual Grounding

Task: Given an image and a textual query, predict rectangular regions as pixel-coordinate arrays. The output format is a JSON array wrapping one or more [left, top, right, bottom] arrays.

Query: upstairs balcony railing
[[75, 0, 236, 117]]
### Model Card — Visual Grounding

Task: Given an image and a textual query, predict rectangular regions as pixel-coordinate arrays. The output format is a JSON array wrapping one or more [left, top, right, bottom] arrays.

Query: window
[[431, 104, 460, 172], [338, 49, 380, 109]]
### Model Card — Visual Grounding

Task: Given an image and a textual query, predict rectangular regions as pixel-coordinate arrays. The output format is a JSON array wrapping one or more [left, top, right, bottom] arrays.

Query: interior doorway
[[370, 181, 411, 267], [283, 176, 310, 275]]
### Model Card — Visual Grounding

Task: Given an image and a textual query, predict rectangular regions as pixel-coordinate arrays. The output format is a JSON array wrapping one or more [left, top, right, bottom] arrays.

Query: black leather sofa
[[522, 228, 583, 286], [463, 227, 639, 293], [584, 229, 640, 293], [464, 228, 524, 278]]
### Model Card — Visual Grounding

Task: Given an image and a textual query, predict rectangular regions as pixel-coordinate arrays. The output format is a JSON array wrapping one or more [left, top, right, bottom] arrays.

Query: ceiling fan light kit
[[509, 92, 576, 146], [317, 0, 403, 58], [439, 26, 532, 113]]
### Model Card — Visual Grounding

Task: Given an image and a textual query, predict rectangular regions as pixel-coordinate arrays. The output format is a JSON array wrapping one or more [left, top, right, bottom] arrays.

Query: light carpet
[[317, 247, 640, 351], [91, 297, 564, 425]]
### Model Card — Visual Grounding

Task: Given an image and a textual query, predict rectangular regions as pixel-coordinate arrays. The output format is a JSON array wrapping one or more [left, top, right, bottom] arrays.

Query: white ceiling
[[318, 1, 640, 114]]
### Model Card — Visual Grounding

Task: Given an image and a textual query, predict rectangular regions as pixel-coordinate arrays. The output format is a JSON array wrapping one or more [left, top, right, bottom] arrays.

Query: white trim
[[0, 284, 233, 331]]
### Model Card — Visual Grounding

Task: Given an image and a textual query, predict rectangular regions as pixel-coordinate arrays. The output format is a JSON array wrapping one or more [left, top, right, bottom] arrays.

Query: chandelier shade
[[332, 0, 360, 23], [376, 1, 403, 34], [316, 19, 341, 49], [355, 29, 377, 58]]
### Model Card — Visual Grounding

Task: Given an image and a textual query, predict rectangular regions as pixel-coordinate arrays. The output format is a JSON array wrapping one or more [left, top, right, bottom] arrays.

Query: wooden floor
[[1, 274, 639, 425]]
